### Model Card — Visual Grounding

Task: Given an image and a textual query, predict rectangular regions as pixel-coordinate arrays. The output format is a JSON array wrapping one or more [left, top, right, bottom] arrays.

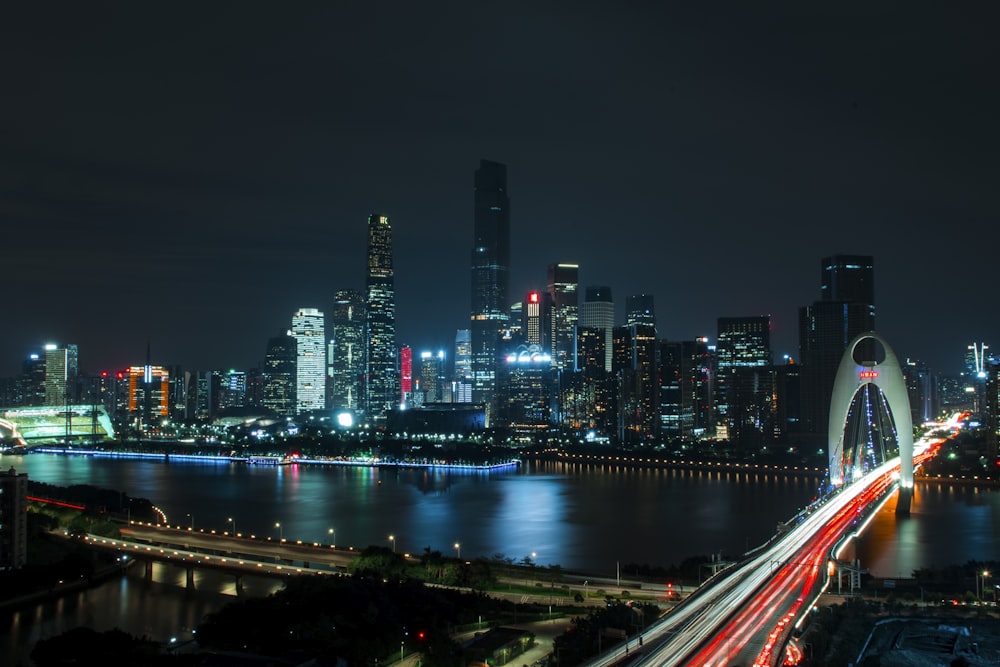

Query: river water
[[1, 453, 996, 664]]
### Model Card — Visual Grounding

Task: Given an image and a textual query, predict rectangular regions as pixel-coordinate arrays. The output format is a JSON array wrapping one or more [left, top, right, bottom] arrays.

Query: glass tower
[[292, 308, 325, 414], [329, 289, 366, 411], [548, 263, 579, 371], [263, 331, 296, 417], [470, 160, 510, 414], [365, 214, 397, 421], [579, 286, 614, 372]]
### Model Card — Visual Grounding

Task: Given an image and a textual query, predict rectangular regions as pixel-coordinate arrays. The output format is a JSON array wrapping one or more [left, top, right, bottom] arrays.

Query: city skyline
[[2, 3, 997, 377]]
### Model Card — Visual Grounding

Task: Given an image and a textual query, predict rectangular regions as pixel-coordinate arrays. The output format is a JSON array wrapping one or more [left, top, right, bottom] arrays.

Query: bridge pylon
[[828, 332, 914, 515]]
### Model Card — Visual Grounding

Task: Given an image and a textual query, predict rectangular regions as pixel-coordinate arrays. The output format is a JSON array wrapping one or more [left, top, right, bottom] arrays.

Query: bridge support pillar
[[234, 575, 244, 596], [144, 559, 153, 581], [895, 485, 912, 516], [186, 567, 195, 590]]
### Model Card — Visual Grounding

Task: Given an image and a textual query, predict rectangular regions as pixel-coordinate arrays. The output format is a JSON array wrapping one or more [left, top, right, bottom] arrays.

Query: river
[[1, 453, 996, 664]]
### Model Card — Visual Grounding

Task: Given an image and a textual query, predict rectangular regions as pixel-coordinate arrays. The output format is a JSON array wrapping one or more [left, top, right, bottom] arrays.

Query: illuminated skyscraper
[[400, 346, 413, 405], [43, 343, 78, 406], [716, 316, 773, 441], [579, 286, 614, 372], [329, 289, 366, 411], [263, 331, 296, 417], [365, 214, 397, 420], [522, 291, 551, 349], [470, 159, 510, 412], [292, 307, 325, 413], [454, 329, 472, 403], [547, 263, 579, 370]]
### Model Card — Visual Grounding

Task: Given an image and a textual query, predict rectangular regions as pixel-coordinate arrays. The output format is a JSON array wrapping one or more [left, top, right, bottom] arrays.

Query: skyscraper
[[329, 289, 366, 411], [799, 255, 876, 440], [470, 159, 511, 413], [263, 331, 296, 417], [716, 316, 773, 442], [547, 263, 579, 371], [579, 286, 614, 372], [366, 214, 397, 420], [292, 307, 325, 413], [626, 294, 656, 329], [453, 329, 472, 403], [43, 343, 78, 406]]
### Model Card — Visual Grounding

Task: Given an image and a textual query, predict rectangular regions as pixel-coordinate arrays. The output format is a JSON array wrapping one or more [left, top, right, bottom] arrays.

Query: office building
[[799, 255, 876, 439], [548, 263, 579, 370], [400, 346, 413, 405], [579, 286, 614, 372], [659, 338, 714, 441], [418, 351, 446, 403], [626, 294, 656, 329], [453, 329, 472, 403], [495, 344, 555, 438], [365, 214, 397, 420], [470, 159, 511, 412], [716, 316, 773, 442], [292, 307, 326, 414], [263, 332, 296, 417], [127, 364, 170, 429], [328, 289, 366, 411], [43, 343, 78, 406]]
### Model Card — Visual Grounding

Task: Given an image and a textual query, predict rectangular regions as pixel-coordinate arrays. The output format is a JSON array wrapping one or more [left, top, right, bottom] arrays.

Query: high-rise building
[[329, 289, 366, 411], [263, 332, 296, 417], [219, 370, 247, 410], [419, 351, 446, 403], [400, 346, 413, 405], [716, 316, 773, 442], [659, 338, 714, 441], [614, 315, 659, 445], [43, 343, 78, 406], [127, 365, 170, 427], [626, 294, 656, 329], [453, 329, 472, 403], [548, 263, 579, 370], [799, 255, 876, 440], [365, 214, 397, 420], [523, 291, 552, 349], [292, 307, 326, 414], [579, 286, 614, 372], [495, 343, 555, 437], [0, 467, 28, 569], [470, 159, 511, 413]]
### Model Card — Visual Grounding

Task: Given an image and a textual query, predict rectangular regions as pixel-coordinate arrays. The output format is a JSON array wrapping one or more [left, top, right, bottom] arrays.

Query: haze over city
[[2, 2, 997, 377]]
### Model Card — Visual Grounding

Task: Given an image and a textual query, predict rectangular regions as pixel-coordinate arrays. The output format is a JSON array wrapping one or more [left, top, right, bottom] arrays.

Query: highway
[[582, 432, 943, 667]]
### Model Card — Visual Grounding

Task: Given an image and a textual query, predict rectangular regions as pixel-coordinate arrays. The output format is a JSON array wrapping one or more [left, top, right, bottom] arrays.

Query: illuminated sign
[[859, 370, 879, 379], [529, 292, 539, 303]]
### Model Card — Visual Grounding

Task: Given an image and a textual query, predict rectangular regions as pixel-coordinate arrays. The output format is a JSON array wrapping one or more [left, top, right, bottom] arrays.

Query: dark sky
[[2, 2, 997, 378]]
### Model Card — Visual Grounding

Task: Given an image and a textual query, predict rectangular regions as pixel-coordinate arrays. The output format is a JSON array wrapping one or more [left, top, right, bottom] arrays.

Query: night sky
[[2, 2, 997, 378]]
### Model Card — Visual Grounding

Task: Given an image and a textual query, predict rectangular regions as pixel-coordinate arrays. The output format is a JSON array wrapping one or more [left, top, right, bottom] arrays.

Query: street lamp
[[389, 534, 395, 553], [275, 522, 283, 542], [979, 570, 990, 601], [228, 517, 236, 537], [329, 527, 335, 547], [454, 542, 461, 560], [186, 513, 194, 530]]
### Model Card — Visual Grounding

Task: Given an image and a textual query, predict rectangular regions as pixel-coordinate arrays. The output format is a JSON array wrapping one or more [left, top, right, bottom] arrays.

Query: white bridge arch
[[828, 331, 913, 488]]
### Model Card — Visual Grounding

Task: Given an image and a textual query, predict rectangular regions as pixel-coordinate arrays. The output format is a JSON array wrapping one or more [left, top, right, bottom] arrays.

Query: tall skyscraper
[[365, 214, 397, 420], [626, 294, 656, 329], [43, 343, 78, 406], [329, 289, 366, 411], [470, 159, 511, 413], [523, 291, 552, 349], [0, 467, 28, 569], [263, 331, 296, 417], [453, 329, 472, 403], [799, 255, 876, 440], [400, 345, 413, 405], [547, 263, 579, 371], [579, 286, 614, 372], [716, 316, 773, 441], [292, 307, 326, 414]]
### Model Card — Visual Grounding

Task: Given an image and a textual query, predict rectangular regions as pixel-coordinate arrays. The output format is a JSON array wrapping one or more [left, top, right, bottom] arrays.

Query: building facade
[[365, 214, 397, 420], [329, 289, 366, 411], [292, 308, 326, 414], [547, 263, 579, 371], [263, 332, 297, 417], [470, 159, 511, 414]]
